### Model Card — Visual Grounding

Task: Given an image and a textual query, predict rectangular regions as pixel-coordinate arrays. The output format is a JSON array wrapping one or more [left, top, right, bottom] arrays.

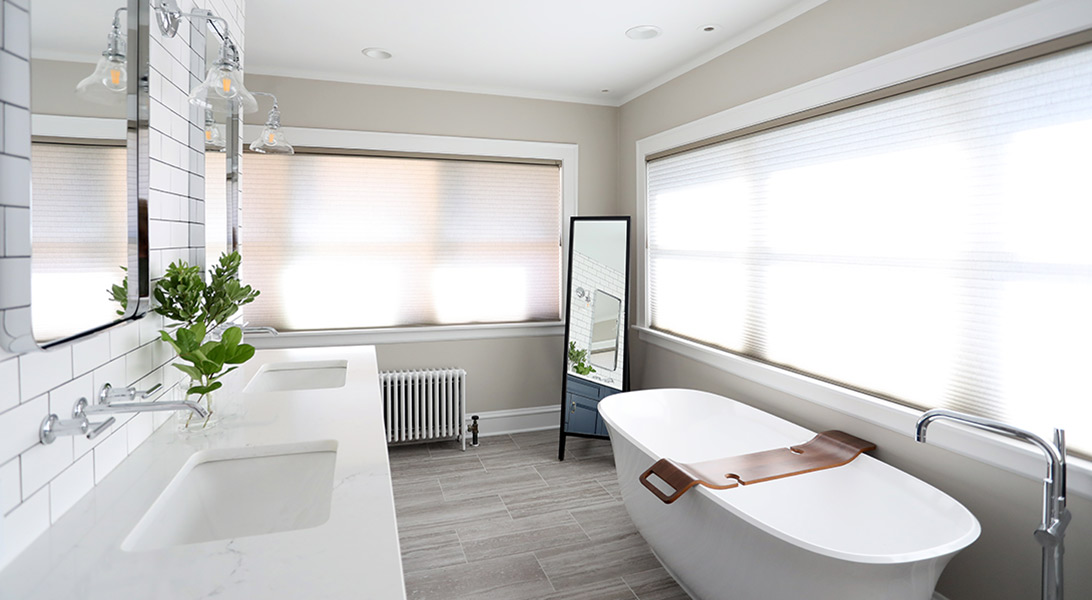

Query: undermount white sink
[[244, 360, 348, 393], [122, 441, 338, 552]]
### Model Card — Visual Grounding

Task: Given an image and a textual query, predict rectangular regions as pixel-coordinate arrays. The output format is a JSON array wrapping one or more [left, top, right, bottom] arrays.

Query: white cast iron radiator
[[380, 368, 467, 450]]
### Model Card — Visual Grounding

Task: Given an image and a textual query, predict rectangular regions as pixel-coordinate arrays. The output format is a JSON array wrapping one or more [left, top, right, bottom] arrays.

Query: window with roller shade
[[30, 142, 128, 341], [646, 41, 1092, 455], [241, 151, 562, 331]]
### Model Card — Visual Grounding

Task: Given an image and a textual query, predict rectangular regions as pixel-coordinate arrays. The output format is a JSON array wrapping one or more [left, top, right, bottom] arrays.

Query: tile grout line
[[531, 551, 560, 594]]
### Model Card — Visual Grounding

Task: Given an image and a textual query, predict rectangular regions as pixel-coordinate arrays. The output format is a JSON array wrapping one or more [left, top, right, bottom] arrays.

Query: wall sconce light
[[75, 7, 127, 105], [250, 92, 294, 154], [153, 1, 258, 114], [575, 286, 592, 307]]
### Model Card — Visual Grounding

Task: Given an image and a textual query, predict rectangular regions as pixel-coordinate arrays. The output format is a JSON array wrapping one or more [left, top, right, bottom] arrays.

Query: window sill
[[635, 326, 1092, 500], [247, 321, 564, 349]]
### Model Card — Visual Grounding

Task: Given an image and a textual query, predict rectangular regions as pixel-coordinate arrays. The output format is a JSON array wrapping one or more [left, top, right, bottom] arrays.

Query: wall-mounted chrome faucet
[[40, 382, 209, 445], [84, 383, 208, 419], [915, 409, 1069, 600], [39, 407, 115, 444]]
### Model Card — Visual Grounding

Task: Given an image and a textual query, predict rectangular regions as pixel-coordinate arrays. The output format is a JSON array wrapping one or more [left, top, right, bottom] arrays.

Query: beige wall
[[244, 74, 618, 217], [374, 336, 562, 418], [617, 1, 1089, 599], [240, 75, 619, 413]]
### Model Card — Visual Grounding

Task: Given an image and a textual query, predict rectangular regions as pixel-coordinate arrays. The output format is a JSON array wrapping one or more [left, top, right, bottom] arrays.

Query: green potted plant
[[153, 251, 260, 428], [568, 341, 596, 376]]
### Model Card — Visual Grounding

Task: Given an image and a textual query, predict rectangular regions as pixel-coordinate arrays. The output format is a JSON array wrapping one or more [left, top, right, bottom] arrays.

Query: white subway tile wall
[[0, 0, 245, 568], [569, 251, 627, 388]]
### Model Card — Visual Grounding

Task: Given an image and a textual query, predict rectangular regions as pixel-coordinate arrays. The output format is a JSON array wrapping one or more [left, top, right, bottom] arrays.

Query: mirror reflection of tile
[[569, 251, 625, 389]]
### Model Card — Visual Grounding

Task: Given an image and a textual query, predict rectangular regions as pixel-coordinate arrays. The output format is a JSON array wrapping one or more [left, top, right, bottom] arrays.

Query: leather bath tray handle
[[639, 430, 876, 504]]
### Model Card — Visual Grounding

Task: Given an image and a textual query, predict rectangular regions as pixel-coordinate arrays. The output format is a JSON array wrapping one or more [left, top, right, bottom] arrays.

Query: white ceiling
[[245, 0, 827, 106]]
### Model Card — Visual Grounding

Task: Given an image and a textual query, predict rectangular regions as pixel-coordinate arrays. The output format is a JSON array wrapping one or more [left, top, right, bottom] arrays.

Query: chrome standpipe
[[915, 409, 1069, 600]]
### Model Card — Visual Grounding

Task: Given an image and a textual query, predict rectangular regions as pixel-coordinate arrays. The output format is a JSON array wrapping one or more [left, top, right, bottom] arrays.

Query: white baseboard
[[933, 593, 950, 600], [472, 405, 559, 437]]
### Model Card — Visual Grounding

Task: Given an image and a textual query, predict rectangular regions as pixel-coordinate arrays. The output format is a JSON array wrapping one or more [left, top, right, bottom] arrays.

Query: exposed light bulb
[[104, 58, 127, 91]]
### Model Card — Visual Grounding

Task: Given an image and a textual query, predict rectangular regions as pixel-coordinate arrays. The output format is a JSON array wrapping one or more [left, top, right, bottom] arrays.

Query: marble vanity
[[0, 346, 405, 599]]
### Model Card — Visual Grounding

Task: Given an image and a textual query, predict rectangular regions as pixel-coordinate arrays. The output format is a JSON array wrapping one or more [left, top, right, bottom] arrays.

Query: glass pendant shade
[[189, 63, 258, 114], [205, 123, 227, 150], [76, 55, 127, 105], [76, 20, 127, 106], [250, 105, 294, 154], [250, 125, 294, 154]]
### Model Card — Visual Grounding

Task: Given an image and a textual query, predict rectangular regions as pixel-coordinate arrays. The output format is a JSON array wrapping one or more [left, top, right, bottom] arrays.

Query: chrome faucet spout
[[914, 408, 1068, 600], [85, 399, 209, 419]]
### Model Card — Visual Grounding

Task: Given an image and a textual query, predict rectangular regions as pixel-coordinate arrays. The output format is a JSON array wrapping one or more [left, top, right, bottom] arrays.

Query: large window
[[242, 150, 563, 331], [647, 42, 1092, 455]]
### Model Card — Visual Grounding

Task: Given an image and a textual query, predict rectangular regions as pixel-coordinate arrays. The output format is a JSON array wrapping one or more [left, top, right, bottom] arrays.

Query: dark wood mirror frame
[[558, 216, 631, 460]]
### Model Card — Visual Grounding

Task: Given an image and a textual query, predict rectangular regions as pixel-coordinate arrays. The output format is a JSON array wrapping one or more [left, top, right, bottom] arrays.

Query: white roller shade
[[242, 153, 562, 331], [648, 44, 1092, 454], [31, 143, 128, 341]]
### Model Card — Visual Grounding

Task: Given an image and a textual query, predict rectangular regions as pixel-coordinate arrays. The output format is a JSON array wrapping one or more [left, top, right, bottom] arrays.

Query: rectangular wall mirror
[[558, 216, 631, 459], [0, 0, 150, 351], [200, 28, 240, 266]]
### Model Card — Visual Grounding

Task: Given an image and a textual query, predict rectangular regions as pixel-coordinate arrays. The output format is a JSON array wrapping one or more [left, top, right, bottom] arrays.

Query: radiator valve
[[468, 415, 480, 447]]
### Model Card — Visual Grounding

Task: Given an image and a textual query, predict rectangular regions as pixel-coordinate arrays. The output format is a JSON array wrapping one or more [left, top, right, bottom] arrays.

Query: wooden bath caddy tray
[[639, 430, 875, 504]]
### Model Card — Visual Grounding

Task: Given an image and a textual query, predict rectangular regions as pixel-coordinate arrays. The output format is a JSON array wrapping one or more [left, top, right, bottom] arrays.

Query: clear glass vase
[[175, 391, 219, 431]]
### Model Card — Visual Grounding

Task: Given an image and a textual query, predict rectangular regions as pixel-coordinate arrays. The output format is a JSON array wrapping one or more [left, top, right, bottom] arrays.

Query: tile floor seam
[[568, 508, 595, 540], [531, 550, 560, 593], [451, 528, 470, 567]]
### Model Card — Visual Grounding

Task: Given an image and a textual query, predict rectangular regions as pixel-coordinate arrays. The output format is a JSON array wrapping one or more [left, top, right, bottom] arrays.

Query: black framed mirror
[[558, 216, 631, 460]]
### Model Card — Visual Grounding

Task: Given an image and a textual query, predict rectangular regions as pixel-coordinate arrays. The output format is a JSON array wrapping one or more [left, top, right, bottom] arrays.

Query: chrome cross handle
[[99, 382, 163, 404]]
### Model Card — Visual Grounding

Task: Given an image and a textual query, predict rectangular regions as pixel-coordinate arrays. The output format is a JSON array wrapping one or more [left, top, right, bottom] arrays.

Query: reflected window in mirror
[[589, 290, 621, 371], [30, 140, 128, 341], [30, 0, 132, 344]]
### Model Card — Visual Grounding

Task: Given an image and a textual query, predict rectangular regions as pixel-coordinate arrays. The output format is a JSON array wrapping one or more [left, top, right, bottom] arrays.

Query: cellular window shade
[[31, 143, 128, 341], [242, 153, 562, 331], [647, 44, 1092, 454]]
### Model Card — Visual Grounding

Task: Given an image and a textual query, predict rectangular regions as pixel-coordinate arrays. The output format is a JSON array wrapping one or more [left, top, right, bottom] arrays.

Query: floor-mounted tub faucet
[[915, 409, 1069, 600]]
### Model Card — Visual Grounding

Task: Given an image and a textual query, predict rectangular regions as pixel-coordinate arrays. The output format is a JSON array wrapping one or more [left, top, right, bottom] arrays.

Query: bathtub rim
[[599, 387, 982, 565]]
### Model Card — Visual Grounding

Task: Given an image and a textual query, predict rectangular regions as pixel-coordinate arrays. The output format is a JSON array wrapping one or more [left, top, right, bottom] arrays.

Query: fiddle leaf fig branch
[[568, 341, 596, 376], [160, 322, 255, 428], [152, 260, 204, 326], [203, 252, 260, 329], [109, 266, 128, 316], [151, 251, 261, 428]]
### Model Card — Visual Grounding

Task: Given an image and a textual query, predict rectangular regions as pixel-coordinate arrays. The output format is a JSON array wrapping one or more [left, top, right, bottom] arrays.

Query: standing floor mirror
[[558, 216, 631, 460]]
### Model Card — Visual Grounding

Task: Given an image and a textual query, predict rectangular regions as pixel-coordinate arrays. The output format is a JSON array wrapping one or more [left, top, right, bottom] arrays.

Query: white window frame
[[240, 125, 577, 345], [634, 0, 1092, 499]]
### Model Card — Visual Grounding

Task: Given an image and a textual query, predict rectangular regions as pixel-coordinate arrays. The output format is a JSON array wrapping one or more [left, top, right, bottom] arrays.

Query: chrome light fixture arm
[[154, 2, 240, 69], [915, 408, 1069, 600], [154, 1, 230, 42]]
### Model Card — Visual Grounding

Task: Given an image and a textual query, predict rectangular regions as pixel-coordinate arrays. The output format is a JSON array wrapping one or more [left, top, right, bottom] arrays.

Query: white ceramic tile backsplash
[[0, 0, 246, 569], [48, 453, 93, 524]]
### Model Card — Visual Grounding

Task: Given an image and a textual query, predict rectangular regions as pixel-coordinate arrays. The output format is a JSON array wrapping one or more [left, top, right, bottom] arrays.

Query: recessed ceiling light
[[625, 25, 662, 40], [699, 24, 721, 33], [362, 47, 393, 60]]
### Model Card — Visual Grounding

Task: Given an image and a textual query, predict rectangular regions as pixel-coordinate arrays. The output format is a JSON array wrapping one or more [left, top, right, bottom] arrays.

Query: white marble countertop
[[0, 345, 406, 600]]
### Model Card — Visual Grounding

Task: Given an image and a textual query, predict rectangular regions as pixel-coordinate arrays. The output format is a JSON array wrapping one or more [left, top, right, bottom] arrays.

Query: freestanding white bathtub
[[599, 389, 980, 600]]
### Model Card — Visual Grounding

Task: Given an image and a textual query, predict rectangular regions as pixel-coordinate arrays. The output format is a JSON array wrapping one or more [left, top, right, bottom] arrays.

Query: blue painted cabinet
[[564, 375, 620, 437]]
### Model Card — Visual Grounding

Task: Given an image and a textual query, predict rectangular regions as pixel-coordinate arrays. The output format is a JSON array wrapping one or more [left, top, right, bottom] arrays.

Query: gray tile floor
[[388, 430, 691, 600]]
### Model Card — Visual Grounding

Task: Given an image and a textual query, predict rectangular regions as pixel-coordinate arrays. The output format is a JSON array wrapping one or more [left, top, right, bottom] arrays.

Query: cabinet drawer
[[566, 376, 600, 399]]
